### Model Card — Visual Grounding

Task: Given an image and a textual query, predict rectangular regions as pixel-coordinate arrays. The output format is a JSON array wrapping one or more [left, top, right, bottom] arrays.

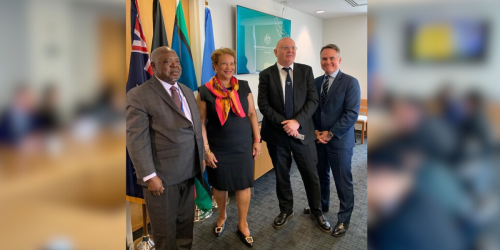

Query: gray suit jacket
[[126, 76, 204, 187]]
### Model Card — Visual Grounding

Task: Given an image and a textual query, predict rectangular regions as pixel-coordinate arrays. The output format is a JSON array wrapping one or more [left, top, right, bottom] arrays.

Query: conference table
[[0, 128, 126, 249]]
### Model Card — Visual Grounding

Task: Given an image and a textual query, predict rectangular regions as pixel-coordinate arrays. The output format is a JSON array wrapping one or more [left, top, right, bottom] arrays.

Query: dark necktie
[[282, 67, 294, 119], [321, 75, 330, 107], [170, 86, 184, 114]]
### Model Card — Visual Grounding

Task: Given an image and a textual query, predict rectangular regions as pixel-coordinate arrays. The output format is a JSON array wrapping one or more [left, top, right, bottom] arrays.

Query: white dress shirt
[[143, 76, 194, 182], [276, 62, 294, 105]]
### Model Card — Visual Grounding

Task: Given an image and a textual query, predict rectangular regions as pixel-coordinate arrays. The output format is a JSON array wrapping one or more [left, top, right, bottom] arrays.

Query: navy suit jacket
[[313, 70, 360, 149]]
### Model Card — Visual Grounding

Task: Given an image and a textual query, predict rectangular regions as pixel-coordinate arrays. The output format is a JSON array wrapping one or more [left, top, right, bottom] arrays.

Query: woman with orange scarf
[[197, 48, 261, 247]]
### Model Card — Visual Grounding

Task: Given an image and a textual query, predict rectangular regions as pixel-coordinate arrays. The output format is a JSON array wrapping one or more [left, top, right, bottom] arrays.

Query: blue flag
[[201, 7, 215, 85], [126, 0, 152, 202], [172, 0, 198, 91]]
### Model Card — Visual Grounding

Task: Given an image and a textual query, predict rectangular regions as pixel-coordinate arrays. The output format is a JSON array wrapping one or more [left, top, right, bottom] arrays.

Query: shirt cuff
[[143, 172, 157, 182]]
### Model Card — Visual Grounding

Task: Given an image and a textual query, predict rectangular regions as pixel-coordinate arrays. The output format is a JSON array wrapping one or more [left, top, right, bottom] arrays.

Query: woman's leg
[[213, 187, 228, 226], [235, 188, 251, 236]]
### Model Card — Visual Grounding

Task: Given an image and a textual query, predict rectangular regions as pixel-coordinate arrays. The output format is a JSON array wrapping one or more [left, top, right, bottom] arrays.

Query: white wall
[[322, 14, 368, 99], [206, 0, 324, 104], [0, 0, 28, 108]]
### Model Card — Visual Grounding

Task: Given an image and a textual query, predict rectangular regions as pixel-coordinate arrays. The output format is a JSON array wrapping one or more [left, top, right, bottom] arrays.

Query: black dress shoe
[[237, 226, 253, 247], [273, 212, 293, 229], [213, 221, 225, 237], [304, 207, 329, 214], [313, 214, 331, 233], [331, 222, 349, 237]]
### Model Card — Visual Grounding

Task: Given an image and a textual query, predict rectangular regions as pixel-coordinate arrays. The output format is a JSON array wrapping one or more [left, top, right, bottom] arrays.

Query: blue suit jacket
[[313, 70, 360, 149]]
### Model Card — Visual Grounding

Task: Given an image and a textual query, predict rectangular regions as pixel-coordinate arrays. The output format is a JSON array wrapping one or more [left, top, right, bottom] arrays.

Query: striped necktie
[[321, 75, 330, 106]]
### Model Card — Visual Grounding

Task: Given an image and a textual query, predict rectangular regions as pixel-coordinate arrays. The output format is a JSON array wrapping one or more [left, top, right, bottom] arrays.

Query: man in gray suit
[[126, 46, 205, 250]]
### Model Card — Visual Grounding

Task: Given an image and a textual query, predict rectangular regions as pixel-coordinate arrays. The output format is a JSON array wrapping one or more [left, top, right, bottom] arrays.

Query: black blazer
[[258, 63, 319, 145], [313, 70, 360, 149]]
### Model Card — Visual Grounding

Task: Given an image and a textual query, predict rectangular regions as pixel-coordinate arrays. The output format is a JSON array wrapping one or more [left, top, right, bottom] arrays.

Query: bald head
[[151, 46, 182, 84], [274, 37, 296, 67], [151, 46, 175, 63], [276, 37, 294, 48]]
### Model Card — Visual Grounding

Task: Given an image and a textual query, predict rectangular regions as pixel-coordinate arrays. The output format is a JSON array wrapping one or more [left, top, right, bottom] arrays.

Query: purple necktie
[[170, 86, 184, 114]]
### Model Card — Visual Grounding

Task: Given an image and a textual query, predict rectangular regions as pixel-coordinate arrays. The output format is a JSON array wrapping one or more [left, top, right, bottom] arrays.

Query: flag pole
[[136, 204, 154, 250], [194, 204, 213, 222]]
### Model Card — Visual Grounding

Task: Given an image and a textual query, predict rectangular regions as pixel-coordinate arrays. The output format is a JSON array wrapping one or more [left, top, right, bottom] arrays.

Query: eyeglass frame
[[278, 46, 298, 51]]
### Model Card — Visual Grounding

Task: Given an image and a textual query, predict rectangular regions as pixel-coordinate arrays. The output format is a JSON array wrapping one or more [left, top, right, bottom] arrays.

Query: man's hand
[[315, 130, 322, 138], [147, 176, 164, 196], [317, 130, 333, 144], [289, 130, 299, 138], [282, 119, 300, 136]]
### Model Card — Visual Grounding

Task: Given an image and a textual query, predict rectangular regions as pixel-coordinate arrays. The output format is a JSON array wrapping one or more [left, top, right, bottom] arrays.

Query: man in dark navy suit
[[305, 44, 360, 237], [258, 37, 331, 233]]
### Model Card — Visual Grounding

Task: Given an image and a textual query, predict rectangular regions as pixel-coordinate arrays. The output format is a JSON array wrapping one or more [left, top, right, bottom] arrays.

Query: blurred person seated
[[391, 96, 456, 161], [0, 85, 39, 147], [455, 90, 493, 161], [368, 141, 466, 250], [36, 84, 61, 133], [434, 84, 466, 129], [369, 96, 483, 250], [73, 84, 125, 136]]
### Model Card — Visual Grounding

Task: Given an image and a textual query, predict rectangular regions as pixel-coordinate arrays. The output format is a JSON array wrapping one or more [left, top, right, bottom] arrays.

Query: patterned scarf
[[205, 75, 246, 126]]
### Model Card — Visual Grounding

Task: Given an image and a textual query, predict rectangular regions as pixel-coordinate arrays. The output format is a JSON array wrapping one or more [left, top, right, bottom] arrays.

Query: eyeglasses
[[280, 46, 297, 51]]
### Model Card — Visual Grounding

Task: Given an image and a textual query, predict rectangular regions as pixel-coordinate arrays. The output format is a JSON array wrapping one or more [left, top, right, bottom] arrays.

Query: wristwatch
[[327, 131, 334, 138]]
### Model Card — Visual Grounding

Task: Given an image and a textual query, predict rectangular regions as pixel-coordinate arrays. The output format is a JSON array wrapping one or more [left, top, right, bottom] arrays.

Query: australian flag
[[126, 0, 152, 202]]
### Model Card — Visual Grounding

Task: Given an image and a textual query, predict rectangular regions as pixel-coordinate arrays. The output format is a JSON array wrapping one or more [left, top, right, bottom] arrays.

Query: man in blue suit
[[305, 44, 360, 237]]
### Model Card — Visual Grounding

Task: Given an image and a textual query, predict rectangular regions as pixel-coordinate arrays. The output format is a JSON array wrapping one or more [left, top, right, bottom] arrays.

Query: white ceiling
[[269, 0, 367, 19]]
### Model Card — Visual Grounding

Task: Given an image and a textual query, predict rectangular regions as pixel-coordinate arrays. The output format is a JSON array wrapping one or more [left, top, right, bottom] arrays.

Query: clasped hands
[[315, 130, 332, 144], [281, 119, 300, 137]]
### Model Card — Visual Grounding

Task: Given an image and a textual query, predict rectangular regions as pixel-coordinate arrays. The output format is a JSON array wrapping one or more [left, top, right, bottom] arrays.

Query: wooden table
[[0, 129, 126, 249]]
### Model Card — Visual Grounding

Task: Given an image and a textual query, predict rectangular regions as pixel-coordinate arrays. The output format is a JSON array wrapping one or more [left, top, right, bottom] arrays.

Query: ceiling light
[[315, 10, 325, 13]]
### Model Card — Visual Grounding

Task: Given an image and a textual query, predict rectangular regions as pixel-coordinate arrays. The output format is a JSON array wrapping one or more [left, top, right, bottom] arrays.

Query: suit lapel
[[149, 77, 187, 119], [324, 70, 343, 106], [271, 64, 284, 106], [316, 77, 323, 107], [292, 64, 303, 104]]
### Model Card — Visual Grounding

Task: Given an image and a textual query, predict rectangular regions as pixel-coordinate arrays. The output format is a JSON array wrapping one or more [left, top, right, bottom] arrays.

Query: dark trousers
[[316, 143, 354, 224], [143, 178, 195, 250], [267, 139, 322, 217]]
